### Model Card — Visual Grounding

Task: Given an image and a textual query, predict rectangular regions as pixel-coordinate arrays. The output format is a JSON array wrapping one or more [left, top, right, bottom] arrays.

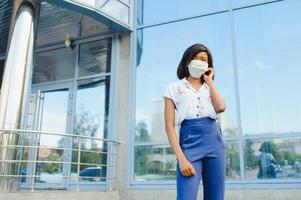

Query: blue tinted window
[[139, 0, 228, 25], [136, 12, 238, 143], [234, 0, 301, 135]]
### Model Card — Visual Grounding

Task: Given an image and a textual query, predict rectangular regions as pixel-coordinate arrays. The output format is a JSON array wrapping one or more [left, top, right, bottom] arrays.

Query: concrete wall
[[127, 189, 301, 200], [114, 33, 131, 198], [1, 189, 301, 200], [0, 191, 119, 200]]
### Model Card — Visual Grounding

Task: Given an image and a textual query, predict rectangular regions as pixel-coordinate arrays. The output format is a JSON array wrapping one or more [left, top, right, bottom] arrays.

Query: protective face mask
[[187, 59, 208, 78]]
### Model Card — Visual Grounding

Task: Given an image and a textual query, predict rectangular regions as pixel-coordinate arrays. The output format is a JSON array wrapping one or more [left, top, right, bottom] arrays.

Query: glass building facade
[[134, 0, 301, 186], [0, 0, 125, 192], [0, 0, 301, 199]]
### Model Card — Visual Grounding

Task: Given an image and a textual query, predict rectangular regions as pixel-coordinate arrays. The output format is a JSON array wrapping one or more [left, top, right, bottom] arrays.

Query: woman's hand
[[178, 157, 196, 176], [204, 68, 214, 83], [203, 68, 227, 113]]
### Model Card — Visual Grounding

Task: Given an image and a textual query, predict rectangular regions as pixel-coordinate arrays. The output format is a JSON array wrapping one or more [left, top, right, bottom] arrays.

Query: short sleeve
[[162, 83, 174, 101]]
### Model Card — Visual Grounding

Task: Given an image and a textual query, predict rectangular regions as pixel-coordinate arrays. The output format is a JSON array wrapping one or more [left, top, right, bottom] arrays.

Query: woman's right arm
[[164, 97, 196, 176]]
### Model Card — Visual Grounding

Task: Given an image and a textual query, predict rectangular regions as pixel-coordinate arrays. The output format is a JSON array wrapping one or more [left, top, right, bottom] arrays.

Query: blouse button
[[196, 114, 199, 117], [197, 97, 200, 100], [196, 105, 199, 108]]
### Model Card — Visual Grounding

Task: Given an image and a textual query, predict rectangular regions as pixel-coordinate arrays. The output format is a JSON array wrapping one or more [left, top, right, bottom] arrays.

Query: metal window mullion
[[26, 91, 39, 187], [31, 73, 111, 89], [62, 85, 74, 188], [64, 41, 79, 190], [31, 79, 75, 90], [228, 0, 245, 181], [128, 0, 138, 186], [29, 90, 44, 191], [76, 72, 111, 81], [35, 32, 115, 53], [136, 0, 284, 30], [137, 9, 229, 30], [116, 0, 130, 7], [232, 0, 284, 12], [105, 32, 119, 191], [129, 0, 134, 27]]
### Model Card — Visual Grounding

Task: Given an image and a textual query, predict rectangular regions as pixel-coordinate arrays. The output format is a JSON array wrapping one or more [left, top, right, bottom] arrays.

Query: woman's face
[[193, 51, 208, 63]]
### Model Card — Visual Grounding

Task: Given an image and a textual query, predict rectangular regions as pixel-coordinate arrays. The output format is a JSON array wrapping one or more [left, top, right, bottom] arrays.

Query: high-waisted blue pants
[[176, 117, 226, 200]]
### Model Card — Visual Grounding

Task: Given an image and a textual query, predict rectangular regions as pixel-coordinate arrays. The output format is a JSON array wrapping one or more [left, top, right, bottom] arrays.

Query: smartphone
[[205, 70, 211, 76]]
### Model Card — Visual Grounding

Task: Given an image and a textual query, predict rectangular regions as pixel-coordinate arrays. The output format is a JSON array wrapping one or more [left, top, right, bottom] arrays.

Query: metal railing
[[0, 128, 121, 192]]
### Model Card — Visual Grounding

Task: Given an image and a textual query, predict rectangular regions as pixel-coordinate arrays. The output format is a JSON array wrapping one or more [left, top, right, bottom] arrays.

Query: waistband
[[180, 116, 217, 127]]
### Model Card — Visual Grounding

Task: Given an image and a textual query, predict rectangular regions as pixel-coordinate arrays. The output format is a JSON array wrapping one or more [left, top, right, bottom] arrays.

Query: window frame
[[129, 0, 301, 189]]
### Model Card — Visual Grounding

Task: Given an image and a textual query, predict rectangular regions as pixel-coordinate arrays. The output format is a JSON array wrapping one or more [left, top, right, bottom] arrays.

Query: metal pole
[[0, 0, 40, 192], [108, 142, 112, 191], [76, 138, 81, 191], [30, 132, 39, 192]]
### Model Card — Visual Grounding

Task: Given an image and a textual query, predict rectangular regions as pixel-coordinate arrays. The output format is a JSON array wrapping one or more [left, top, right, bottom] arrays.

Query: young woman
[[163, 43, 226, 200]]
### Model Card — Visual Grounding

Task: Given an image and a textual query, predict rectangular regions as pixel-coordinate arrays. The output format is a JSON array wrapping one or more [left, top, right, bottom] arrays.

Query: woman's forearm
[[166, 124, 186, 161], [206, 79, 226, 113]]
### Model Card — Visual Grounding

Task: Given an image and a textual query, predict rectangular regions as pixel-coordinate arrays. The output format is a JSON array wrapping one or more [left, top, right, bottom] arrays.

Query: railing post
[[108, 142, 113, 191], [76, 138, 81, 191], [30, 132, 39, 192]]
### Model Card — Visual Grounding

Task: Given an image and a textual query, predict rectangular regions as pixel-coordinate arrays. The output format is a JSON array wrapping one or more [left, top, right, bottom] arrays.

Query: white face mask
[[187, 59, 208, 78]]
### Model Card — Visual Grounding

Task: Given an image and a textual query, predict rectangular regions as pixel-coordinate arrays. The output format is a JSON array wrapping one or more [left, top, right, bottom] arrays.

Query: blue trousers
[[176, 117, 226, 200]]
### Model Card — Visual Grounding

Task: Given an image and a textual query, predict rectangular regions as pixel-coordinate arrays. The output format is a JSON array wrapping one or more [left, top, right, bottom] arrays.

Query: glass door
[[70, 77, 110, 187], [26, 83, 73, 189]]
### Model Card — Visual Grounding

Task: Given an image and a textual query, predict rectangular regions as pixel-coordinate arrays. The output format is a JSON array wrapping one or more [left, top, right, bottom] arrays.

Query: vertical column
[[0, 0, 39, 192]]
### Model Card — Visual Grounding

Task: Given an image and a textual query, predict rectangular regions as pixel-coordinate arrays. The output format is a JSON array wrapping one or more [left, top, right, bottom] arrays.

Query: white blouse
[[163, 77, 219, 126]]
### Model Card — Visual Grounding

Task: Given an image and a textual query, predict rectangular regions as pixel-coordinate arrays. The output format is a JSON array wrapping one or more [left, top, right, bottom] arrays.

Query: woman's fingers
[[182, 166, 196, 176], [182, 168, 190, 176], [189, 166, 196, 175], [182, 168, 189, 176]]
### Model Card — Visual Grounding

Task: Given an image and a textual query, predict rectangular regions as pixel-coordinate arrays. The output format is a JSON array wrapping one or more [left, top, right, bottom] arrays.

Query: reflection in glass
[[134, 143, 241, 181], [234, 1, 301, 135], [135, 13, 238, 143], [137, 0, 143, 25], [139, 0, 228, 25], [0, 0, 12, 55], [133, 0, 301, 185], [71, 165, 105, 183], [35, 89, 69, 183], [33, 48, 76, 84], [72, 77, 110, 182], [225, 142, 241, 179], [36, 2, 112, 47], [36, 2, 81, 47], [134, 146, 176, 181], [95, 0, 129, 23], [78, 39, 112, 77], [244, 138, 301, 179], [19, 146, 30, 183], [232, 0, 276, 8], [69, 0, 130, 24]]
